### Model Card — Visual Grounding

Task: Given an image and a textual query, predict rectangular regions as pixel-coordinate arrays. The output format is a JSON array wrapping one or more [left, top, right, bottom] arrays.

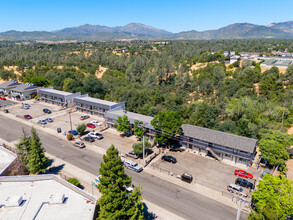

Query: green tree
[[16, 136, 31, 165], [189, 103, 219, 129], [27, 127, 49, 174], [83, 75, 106, 98], [133, 120, 144, 138], [151, 111, 182, 146], [115, 115, 130, 133], [67, 177, 81, 188], [248, 175, 293, 219], [97, 145, 144, 220], [76, 123, 87, 134], [132, 138, 151, 155]]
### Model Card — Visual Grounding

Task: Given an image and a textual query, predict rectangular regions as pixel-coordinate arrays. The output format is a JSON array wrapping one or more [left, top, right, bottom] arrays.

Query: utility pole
[[143, 134, 145, 168], [236, 199, 243, 220], [68, 110, 73, 132]]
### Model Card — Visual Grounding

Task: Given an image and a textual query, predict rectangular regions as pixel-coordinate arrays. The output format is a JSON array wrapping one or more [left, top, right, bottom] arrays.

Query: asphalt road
[[0, 115, 245, 220]]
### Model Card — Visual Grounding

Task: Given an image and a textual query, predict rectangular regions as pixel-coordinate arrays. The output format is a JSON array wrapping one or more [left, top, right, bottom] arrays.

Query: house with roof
[[0, 80, 21, 96], [0, 175, 97, 220], [73, 95, 125, 117], [37, 87, 81, 107], [9, 83, 39, 100], [180, 124, 257, 166]]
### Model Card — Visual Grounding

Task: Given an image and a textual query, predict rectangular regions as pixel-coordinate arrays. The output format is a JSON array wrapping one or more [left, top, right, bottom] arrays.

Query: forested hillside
[[0, 40, 293, 145]]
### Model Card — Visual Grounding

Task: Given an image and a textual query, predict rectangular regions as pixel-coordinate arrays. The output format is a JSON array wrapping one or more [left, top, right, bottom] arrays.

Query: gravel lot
[[153, 150, 257, 192]]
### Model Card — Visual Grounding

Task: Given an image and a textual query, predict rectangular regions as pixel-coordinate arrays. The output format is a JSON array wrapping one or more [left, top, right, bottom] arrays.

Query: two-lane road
[[0, 115, 245, 219]]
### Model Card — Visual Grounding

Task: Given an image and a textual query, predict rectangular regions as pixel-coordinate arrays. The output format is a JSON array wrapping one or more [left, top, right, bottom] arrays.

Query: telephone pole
[[143, 134, 145, 167], [68, 110, 73, 132]]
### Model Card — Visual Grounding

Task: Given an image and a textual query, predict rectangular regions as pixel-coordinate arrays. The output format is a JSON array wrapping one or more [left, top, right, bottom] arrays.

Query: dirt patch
[[286, 159, 293, 180], [3, 66, 22, 76], [95, 66, 108, 79], [288, 127, 293, 135], [261, 67, 286, 74]]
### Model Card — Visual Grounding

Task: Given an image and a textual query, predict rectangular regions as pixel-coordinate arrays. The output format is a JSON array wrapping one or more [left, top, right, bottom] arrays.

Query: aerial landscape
[[0, 1, 293, 220]]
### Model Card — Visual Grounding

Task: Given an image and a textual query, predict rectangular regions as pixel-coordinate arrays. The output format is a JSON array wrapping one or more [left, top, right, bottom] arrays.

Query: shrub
[[66, 177, 81, 187], [67, 133, 73, 141]]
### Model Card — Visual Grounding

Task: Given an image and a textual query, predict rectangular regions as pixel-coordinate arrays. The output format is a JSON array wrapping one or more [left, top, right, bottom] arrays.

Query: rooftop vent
[[48, 193, 65, 204], [4, 196, 23, 207]]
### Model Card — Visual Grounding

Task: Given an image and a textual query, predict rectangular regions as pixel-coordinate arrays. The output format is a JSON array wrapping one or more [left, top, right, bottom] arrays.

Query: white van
[[227, 184, 248, 197], [124, 159, 143, 172]]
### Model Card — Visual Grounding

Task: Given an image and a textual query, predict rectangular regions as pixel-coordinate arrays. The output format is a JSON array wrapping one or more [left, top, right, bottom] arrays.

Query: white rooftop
[[0, 146, 17, 175], [0, 175, 97, 220], [74, 96, 117, 106], [38, 88, 73, 96]]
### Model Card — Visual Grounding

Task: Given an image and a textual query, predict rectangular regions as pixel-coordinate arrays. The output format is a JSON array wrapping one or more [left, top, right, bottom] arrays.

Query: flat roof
[[181, 124, 257, 153], [38, 88, 73, 96], [0, 146, 17, 175], [74, 96, 117, 106], [0, 175, 97, 220]]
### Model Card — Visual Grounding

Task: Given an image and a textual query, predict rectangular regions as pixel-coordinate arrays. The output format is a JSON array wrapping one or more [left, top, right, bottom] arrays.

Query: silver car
[[73, 141, 85, 148]]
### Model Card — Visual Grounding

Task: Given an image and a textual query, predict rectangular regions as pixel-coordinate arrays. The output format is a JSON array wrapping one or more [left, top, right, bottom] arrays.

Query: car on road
[[88, 131, 103, 139], [91, 120, 102, 126], [3, 109, 9, 113], [124, 159, 143, 172], [80, 115, 90, 120], [45, 118, 53, 122], [234, 170, 253, 179], [170, 147, 185, 152], [126, 151, 139, 159], [86, 123, 96, 128], [68, 130, 78, 135], [235, 178, 254, 189], [0, 97, 6, 100], [83, 136, 95, 142], [227, 184, 248, 197], [24, 114, 32, 119], [38, 120, 47, 125], [73, 141, 85, 148], [181, 173, 193, 183], [43, 108, 52, 114], [161, 155, 177, 163]]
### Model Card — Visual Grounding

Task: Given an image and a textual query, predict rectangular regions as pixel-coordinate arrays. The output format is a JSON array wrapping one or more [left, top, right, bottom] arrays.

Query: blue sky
[[1, 0, 293, 33]]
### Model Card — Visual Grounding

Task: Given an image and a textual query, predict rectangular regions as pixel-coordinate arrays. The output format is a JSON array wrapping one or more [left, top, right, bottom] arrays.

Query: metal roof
[[74, 96, 117, 107], [38, 88, 73, 96], [10, 84, 38, 92], [0, 80, 21, 89], [181, 124, 257, 153]]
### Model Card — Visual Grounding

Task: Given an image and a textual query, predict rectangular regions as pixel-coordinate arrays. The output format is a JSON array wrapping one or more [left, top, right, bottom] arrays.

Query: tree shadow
[[46, 164, 65, 175], [143, 202, 158, 220]]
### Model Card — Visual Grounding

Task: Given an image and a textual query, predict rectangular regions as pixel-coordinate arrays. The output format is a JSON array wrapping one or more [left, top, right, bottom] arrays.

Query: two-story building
[[10, 83, 39, 100], [37, 87, 81, 107], [180, 124, 257, 166], [73, 95, 125, 117], [0, 80, 21, 96]]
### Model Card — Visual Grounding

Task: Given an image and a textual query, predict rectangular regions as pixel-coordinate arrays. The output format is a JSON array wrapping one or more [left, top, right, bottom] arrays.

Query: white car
[[91, 120, 102, 126], [88, 131, 103, 140]]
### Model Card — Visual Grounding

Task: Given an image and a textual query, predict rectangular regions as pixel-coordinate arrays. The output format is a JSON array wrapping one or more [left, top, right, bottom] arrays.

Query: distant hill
[[1, 21, 293, 41], [268, 21, 293, 34]]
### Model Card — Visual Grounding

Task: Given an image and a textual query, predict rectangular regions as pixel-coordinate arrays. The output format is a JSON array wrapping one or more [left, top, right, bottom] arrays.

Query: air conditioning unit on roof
[[48, 193, 65, 204], [4, 195, 23, 207]]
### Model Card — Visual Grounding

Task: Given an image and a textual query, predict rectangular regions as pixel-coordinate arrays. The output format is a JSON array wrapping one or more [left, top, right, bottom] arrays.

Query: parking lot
[[0, 99, 17, 109], [153, 150, 257, 193]]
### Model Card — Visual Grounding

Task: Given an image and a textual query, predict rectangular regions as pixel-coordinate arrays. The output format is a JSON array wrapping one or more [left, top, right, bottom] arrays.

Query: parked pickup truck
[[123, 159, 143, 172]]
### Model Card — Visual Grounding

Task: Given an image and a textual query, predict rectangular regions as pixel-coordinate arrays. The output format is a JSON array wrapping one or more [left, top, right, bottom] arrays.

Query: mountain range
[[0, 21, 293, 41]]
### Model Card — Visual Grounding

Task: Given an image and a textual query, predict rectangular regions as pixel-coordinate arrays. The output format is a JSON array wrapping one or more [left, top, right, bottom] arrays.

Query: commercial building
[[0, 80, 21, 96], [0, 145, 17, 176], [37, 87, 81, 107], [0, 175, 97, 220], [259, 57, 293, 69], [10, 83, 39, 100], [180, 124, 257, 166], [74, 95, 125, 117]]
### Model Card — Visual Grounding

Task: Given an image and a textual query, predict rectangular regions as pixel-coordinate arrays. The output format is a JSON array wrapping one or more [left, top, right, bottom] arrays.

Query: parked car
[[45, 118, 53, 122], [24, 115, 32, 119], [235, 178, 254, 189], [83, 136, 95, 142], [0, 97, 6, 100], [181, 173, 193, 183], [73, 141, 85, 148], [57, 127, 62, 133], [43, 108, 52, 114], [234, 170, 253, 179], [161, 155, 177, 163], [126, 151, 139, 159], [91, 120, 102, 126], [123, 159, 143, 172], [80, 115, 90, 120], [170, 147, 185, 152], [68, 130, 78, 135], [88, 131, 103, 139], [227, 184, 248, 197], [3, 109, 9, 113], [38, 120, 47, 125], [86, 123, 96, 128]]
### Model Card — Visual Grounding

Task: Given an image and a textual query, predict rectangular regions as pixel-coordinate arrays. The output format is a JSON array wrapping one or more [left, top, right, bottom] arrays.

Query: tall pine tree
[[97, 145, 144, 220], [27, 127, 49, 174]]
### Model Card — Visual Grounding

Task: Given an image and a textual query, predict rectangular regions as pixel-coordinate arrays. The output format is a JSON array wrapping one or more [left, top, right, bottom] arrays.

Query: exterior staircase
[[206, 147, 222, 161]]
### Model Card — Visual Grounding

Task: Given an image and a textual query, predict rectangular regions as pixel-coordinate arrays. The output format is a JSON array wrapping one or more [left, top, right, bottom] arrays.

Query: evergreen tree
[[16, 136, 31, 165], [97, 145, 144, 220], [27, 127, 49, 174]]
